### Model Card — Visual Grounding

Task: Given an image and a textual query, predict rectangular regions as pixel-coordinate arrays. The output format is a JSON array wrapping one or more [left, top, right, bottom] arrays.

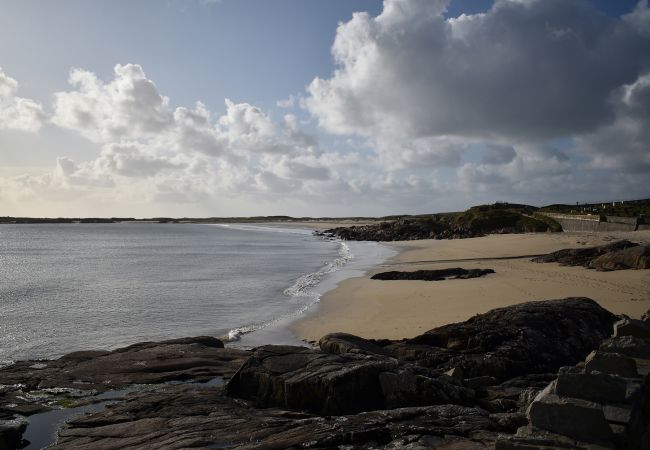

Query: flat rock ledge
[[3, 299, 649, 449], [371, 267, 495, 281]]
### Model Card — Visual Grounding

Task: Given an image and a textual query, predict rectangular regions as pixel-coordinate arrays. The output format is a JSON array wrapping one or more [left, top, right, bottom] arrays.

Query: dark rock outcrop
[[371, 267, 495, 281], [0, 336, 244, 393], [323, 216, 482, 241], [531, 240, 647, 271], [588, 245, 650, 271], [51, 385, 506, 450], [393, 298, 616, 380], [224, 344, 474, 415]]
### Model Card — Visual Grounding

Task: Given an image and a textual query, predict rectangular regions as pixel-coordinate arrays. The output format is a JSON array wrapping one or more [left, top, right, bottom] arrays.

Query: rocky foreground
[[1, 298, 649, 449]]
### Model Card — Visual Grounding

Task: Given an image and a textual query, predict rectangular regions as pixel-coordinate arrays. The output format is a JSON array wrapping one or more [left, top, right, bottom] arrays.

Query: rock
[[532, 240, 638, 267], [0, 336, 249, 392], [466, 376, 499, 389], [613, 317, 650, 339], [588, 245, 650, 271], [371, 268, 495, 281], [554, 372, 628, 404], [489, 412, 528, 433], [399, 298, 616, 380], [445, 367, 464, 380], [495, 425, 584, 449], [50, 384, 500, 450], [600, 336, 650, 359], [225, 345, 474, 415], [602, 404, 632, 424], [527, 382, 613, 443], [624, 374, 650, 450], [584, 351, 639, 378], [641, 309, 650, 323], [378, 369, 474, 409], [0, 416, 28, 450], [319, 332, 391, 357]]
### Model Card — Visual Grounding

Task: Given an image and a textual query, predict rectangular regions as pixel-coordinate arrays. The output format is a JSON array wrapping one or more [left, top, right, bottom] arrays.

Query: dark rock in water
[[588, 245, 650, 271], [225, 345, 475, 415], [371, 268, 495, 281], [396, 298, 616, 380], [0, 336, 248, 393], [531, 240, 642, 270]]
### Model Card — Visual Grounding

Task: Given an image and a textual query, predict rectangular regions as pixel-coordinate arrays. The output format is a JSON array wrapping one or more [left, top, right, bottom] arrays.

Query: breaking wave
[[224, 240, 353, 342]]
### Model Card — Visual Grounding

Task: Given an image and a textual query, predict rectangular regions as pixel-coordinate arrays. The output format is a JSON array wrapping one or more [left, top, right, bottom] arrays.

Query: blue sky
[[0, 0, 648, 217]]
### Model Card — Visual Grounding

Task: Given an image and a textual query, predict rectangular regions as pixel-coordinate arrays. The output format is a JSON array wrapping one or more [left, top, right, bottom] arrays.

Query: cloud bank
[[1, 0, 649, 216]]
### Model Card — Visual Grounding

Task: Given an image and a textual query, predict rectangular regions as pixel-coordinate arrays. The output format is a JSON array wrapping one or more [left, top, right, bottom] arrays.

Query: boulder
[[588, 245, 650, 271], [585, 351, 639, 378], [613, 317, 650, 339], [532, 240, 638, 267], [526, 383, 613, 443], [319, 333, 391, 357], [399, 298, 616, 380], [600, 336, 650, 359], [225, 345, 476, 415], [554, 372, 628, 404]]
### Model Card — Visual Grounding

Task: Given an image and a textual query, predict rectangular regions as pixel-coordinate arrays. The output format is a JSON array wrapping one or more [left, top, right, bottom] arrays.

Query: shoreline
[[290, 230, 650, 342]]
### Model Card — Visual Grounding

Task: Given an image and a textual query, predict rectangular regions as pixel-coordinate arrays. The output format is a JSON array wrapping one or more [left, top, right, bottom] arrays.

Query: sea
[[0, 222, 394, 365]]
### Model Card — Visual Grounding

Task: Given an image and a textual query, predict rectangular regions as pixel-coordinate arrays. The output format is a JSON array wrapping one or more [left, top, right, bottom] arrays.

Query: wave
[[223, 240, 353, 343]]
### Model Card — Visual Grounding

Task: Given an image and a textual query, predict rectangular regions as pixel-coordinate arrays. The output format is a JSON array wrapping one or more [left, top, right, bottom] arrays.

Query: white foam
[[223, 239, 354, 343]]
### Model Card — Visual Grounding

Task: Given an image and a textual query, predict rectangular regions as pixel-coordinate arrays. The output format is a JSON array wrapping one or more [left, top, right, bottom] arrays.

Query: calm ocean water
[[0, 223, 390, 364]]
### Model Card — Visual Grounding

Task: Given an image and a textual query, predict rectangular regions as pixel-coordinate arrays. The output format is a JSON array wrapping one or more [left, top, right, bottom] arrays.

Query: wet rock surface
[[371, 267, 495, 281], [532, 240, 650, 271], [0, 336, 249, 448]]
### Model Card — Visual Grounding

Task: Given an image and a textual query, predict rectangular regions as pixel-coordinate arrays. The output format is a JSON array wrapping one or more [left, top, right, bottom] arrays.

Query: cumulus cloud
[[306, 0, 650, 168], [0, 68, 47, 132], [52, 64, 172, 142]]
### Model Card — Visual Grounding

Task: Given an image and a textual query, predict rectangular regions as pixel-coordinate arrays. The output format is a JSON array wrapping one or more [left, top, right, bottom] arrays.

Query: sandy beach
[[291, 231, 650, 342]]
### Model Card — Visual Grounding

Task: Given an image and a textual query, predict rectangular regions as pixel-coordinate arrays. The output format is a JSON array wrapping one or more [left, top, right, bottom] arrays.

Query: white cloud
[[52, 64, 172, 142], [306, 0, 650, 163], [0, 68, 47, 132]]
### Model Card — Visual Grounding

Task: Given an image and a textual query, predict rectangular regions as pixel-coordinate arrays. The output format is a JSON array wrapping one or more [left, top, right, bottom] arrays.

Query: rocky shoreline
[[2, 297, 649, 449]]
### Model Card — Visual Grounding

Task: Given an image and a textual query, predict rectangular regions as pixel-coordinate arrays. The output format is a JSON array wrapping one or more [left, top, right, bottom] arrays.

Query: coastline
[[290, 230, 650, 342]]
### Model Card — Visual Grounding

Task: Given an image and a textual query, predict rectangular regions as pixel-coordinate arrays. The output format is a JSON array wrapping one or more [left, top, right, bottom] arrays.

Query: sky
[[0, 0, 648, 217]]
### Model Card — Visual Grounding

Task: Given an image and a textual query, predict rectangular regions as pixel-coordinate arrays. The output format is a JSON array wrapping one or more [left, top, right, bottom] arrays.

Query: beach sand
[[290, 231, 650, 342]]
